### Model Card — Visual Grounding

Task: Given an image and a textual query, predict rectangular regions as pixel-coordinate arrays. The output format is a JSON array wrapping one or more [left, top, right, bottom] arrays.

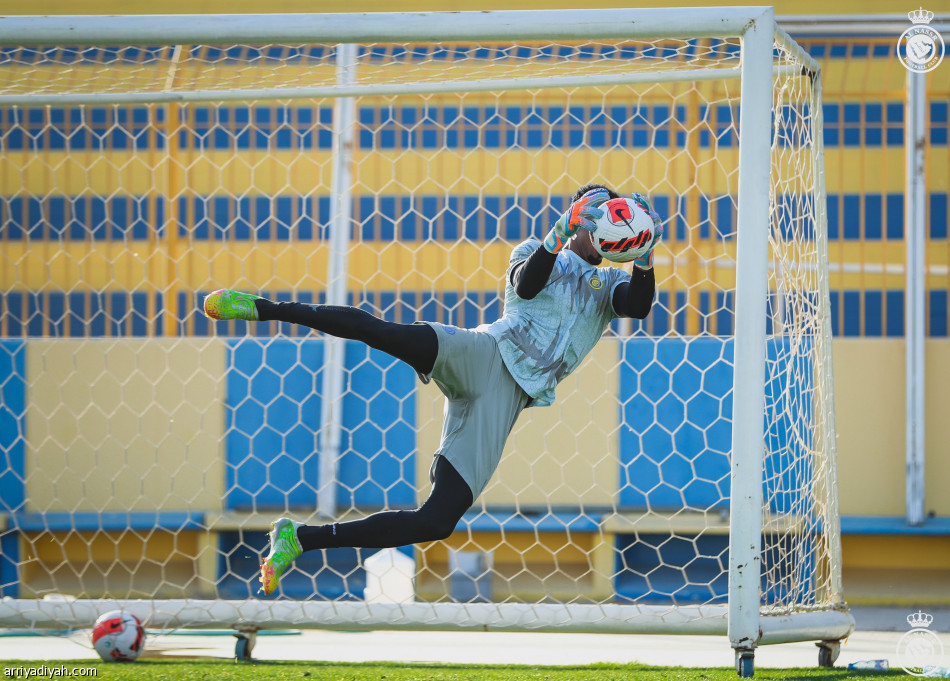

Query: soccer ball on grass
[[91, 610, 146, 662]]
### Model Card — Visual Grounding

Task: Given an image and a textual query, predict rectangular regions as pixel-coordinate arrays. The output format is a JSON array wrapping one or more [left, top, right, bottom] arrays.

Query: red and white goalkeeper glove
[[543, 187, 611, 254]]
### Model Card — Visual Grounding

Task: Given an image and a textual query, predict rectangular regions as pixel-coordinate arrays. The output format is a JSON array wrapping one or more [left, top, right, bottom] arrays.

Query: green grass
[[0, 660, 916, 680]]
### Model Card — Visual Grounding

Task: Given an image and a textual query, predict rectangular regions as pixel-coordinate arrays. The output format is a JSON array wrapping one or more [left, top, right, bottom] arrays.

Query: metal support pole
[[317, 42, 357, 520], [905, 69, 926, 527], [729, 7, 774, 676]]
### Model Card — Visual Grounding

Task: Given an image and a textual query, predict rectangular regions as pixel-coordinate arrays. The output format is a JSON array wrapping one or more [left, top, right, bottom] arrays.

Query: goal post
[[0, 7, 853, 671], [729, 5, 773, 660]]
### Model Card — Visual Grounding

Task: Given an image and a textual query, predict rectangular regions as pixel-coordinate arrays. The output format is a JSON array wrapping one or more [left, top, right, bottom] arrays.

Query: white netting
[[0, 41, 742, 100], [0, 22, 843, 637], [759, 40, 839, 614]]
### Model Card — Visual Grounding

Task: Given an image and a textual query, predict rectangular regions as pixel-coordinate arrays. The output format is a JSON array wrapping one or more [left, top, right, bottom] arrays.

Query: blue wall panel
[[337, 344, 417, 510], [0, 340, 26, 514], [0, 340, 24, 598], [226, 339, 416, 512], [5, 190, 947, 249], [619, 337, 734, 511], [5, 93, 944, 155], [614, 531, 812, 605], [226, 338, 325, 511], [763, 337, 815, 516], [932, 290, 948, 338], [4, 287, 945, 339], [615, 532, 729, 604], [618, 337, 811, 514], [0, 532, 18, 598]]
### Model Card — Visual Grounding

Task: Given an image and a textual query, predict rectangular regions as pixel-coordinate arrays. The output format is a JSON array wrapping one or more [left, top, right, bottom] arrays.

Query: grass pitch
[[0, 660, 912, 680]]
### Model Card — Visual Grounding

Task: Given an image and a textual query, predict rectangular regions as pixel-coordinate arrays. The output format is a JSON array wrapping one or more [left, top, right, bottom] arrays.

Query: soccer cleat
[[203, 289, 261, 321], [259, 517, 303, 596]]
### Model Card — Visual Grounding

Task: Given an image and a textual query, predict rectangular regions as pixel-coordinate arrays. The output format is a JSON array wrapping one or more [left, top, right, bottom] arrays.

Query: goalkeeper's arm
[[510, 187, 611, 300], [612, 191, 661, 319], [509, 245, 558, 300], [612, 267, 655, 319]]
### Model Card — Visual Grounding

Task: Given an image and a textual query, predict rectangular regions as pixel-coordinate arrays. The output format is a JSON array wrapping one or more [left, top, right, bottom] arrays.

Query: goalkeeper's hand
[[629, 192, 664, 270], [543, 187, 611, 254]]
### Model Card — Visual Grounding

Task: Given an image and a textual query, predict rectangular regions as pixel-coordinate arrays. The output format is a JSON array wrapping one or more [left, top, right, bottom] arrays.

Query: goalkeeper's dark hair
[[572, 183, 620, 202]]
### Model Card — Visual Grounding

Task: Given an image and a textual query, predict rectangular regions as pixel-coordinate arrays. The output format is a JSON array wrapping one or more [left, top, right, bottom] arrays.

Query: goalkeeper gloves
[[543, 187, 611, 254], [629, 192, 664, 271]]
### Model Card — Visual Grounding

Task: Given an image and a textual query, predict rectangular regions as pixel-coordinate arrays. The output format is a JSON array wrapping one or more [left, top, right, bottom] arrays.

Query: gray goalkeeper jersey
[[481, 238, 630, 407]]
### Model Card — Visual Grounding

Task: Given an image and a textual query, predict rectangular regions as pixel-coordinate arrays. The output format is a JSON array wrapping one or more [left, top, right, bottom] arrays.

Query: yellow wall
[[7, 0, 949, 606], [843, 535, 950, 605], [417, 337, 950, 517], [925, 343, 950, 517], [21, 335, 949, 522], [833, 340, 906, 516], [417, 530, 606, 601], [416, 342, 620, 508], [26, 338, 227, 513], [833, 339, 950, 518], [19, 529, 210, 598], [14, 334, 950, 603]]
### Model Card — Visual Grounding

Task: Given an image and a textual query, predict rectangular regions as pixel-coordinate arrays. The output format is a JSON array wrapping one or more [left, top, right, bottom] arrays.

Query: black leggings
[[255, 299, 464, 549], [255, 300, 439, 377], [297, 455, 473, 550]]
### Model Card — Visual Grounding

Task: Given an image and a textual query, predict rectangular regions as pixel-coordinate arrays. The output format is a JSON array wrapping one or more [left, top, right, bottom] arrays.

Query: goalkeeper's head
[[567, 183, 621, 266], [571, 183, 620, 203]]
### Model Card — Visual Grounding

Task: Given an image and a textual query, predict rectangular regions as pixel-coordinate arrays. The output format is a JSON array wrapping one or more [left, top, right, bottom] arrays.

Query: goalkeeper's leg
[[299, 456, 471, 549], [203, 290, 438, 377], [259, 456, 471, 595]]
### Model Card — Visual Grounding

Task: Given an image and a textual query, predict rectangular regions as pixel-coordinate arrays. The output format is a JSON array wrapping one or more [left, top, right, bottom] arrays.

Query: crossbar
[[0, 8, 768, 46]]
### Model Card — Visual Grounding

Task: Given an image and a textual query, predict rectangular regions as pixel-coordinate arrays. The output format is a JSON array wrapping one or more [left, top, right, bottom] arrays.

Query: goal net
[[0, 8, 852, 661]]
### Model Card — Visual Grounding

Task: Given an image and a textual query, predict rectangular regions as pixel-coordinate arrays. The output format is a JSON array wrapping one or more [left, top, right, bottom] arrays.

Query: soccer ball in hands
[[91, 610, 146, 662], [590, 197, 657, 263]]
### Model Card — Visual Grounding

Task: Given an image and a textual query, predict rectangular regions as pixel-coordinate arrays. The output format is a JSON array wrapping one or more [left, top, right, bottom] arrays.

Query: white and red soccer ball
[[591, 197, 657, 263], [91, 610, 146, 662]]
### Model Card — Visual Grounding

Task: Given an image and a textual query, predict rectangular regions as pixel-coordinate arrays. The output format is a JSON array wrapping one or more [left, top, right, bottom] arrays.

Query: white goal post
[[0, 7, 853, 674]]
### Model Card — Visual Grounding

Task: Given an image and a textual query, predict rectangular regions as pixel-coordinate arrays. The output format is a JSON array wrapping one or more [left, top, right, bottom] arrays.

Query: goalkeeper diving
[[202, 184, 661, 595]]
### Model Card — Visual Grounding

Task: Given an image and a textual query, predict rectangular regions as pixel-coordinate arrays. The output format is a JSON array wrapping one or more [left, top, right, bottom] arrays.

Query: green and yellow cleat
[[203, 289, 261, 321], [259, 517, 303, 596]]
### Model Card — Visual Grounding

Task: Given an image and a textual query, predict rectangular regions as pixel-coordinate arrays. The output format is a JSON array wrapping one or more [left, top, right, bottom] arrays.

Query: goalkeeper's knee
[[411, 510, 458, 542]]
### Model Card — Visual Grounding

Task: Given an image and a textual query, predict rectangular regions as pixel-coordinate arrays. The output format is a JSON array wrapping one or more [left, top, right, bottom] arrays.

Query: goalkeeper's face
[[567, 228, 604, 267]]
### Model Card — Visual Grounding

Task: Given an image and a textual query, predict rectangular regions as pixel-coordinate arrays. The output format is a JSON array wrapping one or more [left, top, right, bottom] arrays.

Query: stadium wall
[[5, 338, 949, 520], [2, 3, 948, 604], [2, 337, 949, 602]]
